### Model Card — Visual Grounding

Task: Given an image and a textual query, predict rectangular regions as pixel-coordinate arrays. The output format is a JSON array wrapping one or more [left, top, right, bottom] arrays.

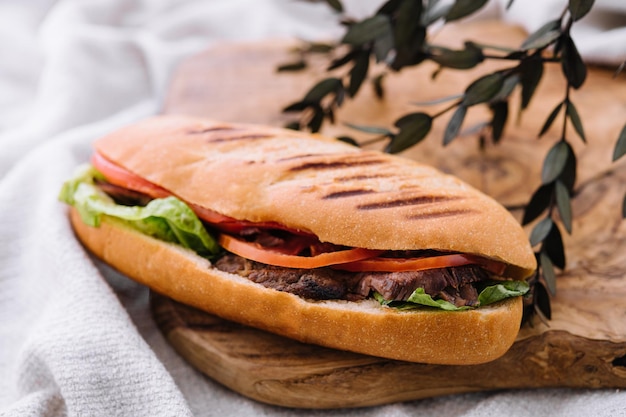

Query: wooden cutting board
[[151, 21, 626, 408]]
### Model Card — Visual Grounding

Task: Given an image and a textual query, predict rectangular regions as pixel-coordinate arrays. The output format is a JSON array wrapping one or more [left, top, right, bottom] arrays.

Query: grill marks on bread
[[268, 152, 475, 223], [186, 124, 273, 143]]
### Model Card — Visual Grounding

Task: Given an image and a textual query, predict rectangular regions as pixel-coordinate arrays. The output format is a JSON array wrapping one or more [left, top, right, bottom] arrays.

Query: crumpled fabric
[[1, 1, 624, 416]]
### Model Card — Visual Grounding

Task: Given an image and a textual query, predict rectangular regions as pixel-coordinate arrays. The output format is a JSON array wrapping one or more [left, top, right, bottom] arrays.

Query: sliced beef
[[215, 254, 359, 300], [214, 253, 490, 307]]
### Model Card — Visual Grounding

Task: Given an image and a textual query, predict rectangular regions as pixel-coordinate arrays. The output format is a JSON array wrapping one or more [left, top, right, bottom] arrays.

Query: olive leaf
[[344, 122, 393, 136], [566, 100, 586, 143], [445, 0, 489, 22], [520, 19, 562, 51], [325, 0, 344, 13], [394, 0, 423, 47], [533, 280, 552, 320], [490, 101, 509, 143], [277, 60, 307, 72], [542, 141, 571, 184], [491, 74, 519, 102], [530, 217, 554, 246], [462, 73, 504, 106], [348, 50, 370, 97], [342, 15, 392, 46], [569, 0, 595, 21], [443, 105, 467, 146], [429, 42, 484, 69], [544, 223, 566, 269], [412, 93, 464, 106], [540, 251, 557, 296], [555, 179, 573, 234], [388, 112, 433, 153], [523, 184, 553, 225], [612, 123, 626, 161], [303, 77, 344, 102], [372, 74, 385, 99], [539, 101, 564, 137], [561, 35, 587, 89], [519, 56, 544, 109]]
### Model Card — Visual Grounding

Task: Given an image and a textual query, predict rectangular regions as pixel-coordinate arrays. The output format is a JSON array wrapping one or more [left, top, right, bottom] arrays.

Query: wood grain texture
[[152, 20, 626, 408]]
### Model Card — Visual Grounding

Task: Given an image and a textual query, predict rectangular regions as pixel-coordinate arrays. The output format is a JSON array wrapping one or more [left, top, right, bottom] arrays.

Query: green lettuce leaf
[[375, 280, 529, 311], [59, 165, 220, 258]]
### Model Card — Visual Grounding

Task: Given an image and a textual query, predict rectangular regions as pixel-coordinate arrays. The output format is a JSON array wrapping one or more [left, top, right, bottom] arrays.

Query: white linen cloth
[[0, 1, 624, 416]]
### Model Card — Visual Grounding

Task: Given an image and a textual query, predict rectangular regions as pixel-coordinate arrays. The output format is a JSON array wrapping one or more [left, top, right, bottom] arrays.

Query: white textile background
[[0, 1, 625, 416]]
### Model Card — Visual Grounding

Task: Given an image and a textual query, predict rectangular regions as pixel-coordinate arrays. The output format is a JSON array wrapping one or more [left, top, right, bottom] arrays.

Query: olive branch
[[280, 0, 626, 323]]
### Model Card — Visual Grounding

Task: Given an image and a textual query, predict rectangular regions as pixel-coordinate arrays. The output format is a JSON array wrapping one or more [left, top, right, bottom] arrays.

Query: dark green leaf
[[412, 93, 464, 106], [277, 60, 307, 72], [539, 101, 563, 137], [344, 122, 393, 135], [443, 105, 467, 146], [373, 29, 394, 62], [544, 222, 566, 269], [561, 35, 587, 89], [445, 0, 489, 22], [462, 73, 504, 106], [523, 184, 553, 225], [569, 0, 595, 21], [542, 141, 570, 184], [303, 78, 343, 103], [491, 74, 519, 102], [327, 49, 358, 70], [394, 0, 423, 47], [519, 56, 544, 109], [540, 250, 557, 296], [303, 42, 335, 53], [423, 2, 452, 25], [612, 123, 626, 161], [530, 217, 553, 246], [391, 26, 427, 70], [429, 43, 484, 69], [388, 113, 433, 153], [307, 105, 325, 132], [555, 180, 573, 234], [558, 141, 577, 192], [348, 51, 370, 97], [566, 100, 586, 143], [520, 19, 561, 51], [282, 101, 310, 112], [372, 74, 385, 99], [533, 281, 552, 320], [284, 121, 301, 130], [341, 15, 392, 46], [325, 0, 344, 13], [336, 136, 359, 146], [376, 0, 403, 16], [490, 101, 508, 143]]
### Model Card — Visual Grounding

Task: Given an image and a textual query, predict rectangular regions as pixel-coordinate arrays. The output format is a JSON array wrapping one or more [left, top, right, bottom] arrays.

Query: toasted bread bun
[[94, 115, 536, 279], [70, 208, 523, 365]]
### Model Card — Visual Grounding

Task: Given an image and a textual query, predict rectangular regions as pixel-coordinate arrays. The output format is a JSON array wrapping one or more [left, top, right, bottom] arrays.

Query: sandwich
[[59, 115, 536, 365]]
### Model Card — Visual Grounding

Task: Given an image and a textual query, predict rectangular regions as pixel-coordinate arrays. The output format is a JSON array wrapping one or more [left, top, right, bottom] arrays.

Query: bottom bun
[[69, 208, 523, 365]]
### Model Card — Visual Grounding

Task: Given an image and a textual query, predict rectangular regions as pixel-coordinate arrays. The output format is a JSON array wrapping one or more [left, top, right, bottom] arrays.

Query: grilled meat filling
[[215, 253, 488, 307]]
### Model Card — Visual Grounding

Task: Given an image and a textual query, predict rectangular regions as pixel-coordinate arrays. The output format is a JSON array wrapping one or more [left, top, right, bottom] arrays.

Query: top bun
[[95, 115, 536, 278]]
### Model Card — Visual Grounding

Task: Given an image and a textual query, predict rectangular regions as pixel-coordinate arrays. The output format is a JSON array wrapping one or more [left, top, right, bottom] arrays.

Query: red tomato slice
[[218, 234, 383, 269], [91, 152, 171, 199], [92, 152, 314, 236], [335, 254, 507, 274]]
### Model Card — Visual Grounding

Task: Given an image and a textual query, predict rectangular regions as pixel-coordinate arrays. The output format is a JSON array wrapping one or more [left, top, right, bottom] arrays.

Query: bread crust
[[94, 115, 536, 279], [70, 208, 523, 365]]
